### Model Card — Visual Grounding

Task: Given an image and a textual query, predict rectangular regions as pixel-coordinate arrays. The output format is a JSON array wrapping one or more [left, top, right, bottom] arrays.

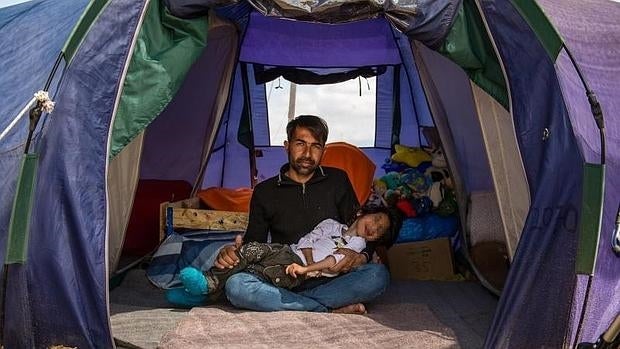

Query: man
[[214, 115, 389, 314]]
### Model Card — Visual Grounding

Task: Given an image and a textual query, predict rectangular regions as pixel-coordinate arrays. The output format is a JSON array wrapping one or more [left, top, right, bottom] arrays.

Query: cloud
[[267, 78, 376, 146]]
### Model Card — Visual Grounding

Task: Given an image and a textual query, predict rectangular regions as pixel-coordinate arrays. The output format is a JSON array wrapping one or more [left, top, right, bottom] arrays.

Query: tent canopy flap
[[240, 13, 401, 68], [111, 0, 208, 157], [166, 0, 461, 47]]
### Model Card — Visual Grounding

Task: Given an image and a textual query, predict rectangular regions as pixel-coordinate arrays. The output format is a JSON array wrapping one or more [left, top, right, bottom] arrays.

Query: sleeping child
[[179, 206, 401, 297]]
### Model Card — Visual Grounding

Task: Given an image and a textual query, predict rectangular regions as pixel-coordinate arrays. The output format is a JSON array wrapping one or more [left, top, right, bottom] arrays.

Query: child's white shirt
[[290, 218, 366, 276]]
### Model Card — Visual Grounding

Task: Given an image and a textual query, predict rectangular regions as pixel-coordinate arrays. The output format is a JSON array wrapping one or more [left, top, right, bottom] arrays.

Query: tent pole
[[287, 82, 296, 121], [23, 53, 63, 154], [563, 44, 608, 345], [240, 63, 258, 187], [563, 46, 606, 166]]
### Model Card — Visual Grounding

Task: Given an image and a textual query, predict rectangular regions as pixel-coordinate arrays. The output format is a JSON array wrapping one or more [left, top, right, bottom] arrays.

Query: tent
[[0, 0, 618, 347]]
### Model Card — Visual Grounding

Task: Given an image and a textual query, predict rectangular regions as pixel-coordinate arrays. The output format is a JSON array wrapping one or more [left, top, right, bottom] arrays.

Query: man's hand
[[328, 248, 367, 274], [213, 234, 243, 269], [285, 263, 308, 278]]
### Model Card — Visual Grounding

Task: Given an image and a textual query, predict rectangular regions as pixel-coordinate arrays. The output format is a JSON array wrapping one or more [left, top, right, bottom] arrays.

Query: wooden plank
[[168, 197, 202, 209], [159, 197, 205, 240], [159, 201, 168, 242], [172, 208, 248, 231]]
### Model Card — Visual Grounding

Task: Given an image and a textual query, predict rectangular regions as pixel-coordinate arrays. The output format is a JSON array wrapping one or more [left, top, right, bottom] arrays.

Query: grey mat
[[110, 269, 497, 348], [160, 303, 459, 348]]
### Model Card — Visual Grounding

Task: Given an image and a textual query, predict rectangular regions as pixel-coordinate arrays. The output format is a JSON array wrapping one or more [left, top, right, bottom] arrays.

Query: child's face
[[356, 212, 390, 241]]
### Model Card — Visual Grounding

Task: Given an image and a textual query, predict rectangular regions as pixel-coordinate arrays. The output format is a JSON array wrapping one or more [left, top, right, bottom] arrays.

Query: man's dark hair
[[286, 115, 329, 146], [352, 205, 403, 249]]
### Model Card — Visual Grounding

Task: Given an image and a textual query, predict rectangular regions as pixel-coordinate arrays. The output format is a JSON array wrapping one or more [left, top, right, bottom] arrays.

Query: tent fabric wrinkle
[[140, 13, 238, 186], [111, 0, 208, 157], [509, 0, 563, 60], [165, 0, 461, 47], [0, 0, 89, 152], [438, 0, 508, 109], [62, 0, 112, 63]]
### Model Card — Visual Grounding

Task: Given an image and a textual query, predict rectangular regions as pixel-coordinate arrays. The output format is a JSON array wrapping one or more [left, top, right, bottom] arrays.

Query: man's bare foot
[[332, 303, 367, 314]]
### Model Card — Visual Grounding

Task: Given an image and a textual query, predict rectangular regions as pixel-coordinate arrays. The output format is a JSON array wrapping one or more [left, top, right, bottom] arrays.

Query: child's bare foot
[[332, 303, 367, 314]]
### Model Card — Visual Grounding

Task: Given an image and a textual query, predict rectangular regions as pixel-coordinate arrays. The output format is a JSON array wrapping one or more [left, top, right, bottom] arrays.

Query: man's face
[[284, 126, 325, 177]]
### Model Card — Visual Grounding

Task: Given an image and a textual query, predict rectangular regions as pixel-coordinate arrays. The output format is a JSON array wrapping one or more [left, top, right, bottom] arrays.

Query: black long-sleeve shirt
[[245, 165, 359, 247]]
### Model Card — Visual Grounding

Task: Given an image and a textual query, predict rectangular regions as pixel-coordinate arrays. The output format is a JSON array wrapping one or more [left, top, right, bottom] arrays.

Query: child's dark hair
[[352, 205, 403, 248]]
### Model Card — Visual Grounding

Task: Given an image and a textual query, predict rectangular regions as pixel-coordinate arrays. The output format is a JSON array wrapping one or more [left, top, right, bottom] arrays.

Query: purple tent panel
[[541, 0, 620, 342], [240, 12, 401, 68]]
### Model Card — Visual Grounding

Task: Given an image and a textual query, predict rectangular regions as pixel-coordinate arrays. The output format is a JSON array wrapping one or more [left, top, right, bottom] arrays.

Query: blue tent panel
[[482, 1, 585, 347], [3, 1, 145, 347], [0, 0, 89, 151]]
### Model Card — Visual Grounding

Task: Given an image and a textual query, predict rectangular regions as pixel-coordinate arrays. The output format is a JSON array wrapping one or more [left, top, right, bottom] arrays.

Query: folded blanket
[[146, 230, 239, 289]]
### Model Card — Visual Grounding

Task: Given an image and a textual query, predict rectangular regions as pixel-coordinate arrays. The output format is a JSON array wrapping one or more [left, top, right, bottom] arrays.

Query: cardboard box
[[387, 238, 454, 280]]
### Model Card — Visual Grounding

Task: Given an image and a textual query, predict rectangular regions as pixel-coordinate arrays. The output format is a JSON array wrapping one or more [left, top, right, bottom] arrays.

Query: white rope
[[0, 97, 36, 143]]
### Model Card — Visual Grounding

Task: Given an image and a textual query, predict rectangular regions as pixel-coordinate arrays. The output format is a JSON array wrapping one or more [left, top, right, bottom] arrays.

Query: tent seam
[[102, 0, 152, 347], [63, 0, 113, 65]]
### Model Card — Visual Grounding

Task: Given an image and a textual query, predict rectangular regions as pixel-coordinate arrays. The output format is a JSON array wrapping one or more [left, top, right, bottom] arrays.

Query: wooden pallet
[[159, 197, 248, 240]]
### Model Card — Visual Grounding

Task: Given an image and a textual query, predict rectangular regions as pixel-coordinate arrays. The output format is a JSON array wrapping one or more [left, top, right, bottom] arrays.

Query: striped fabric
[[146, 230, 239, 289]]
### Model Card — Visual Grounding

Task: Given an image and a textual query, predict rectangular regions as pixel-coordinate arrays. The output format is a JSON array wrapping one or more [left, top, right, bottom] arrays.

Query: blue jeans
[[224, 263, 389, 312]]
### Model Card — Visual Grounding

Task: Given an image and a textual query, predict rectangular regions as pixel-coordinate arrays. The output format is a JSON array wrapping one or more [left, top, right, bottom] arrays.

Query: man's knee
[[225, 273, 254, 306], [356, 263, 390, 294]]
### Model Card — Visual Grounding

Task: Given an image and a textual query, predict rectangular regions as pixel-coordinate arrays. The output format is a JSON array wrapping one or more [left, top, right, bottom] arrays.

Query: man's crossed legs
[[224, 263, 389, 313]]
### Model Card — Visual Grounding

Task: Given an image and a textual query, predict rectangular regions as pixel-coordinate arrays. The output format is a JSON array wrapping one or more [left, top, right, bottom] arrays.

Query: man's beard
[[290, 156, 317, 175]]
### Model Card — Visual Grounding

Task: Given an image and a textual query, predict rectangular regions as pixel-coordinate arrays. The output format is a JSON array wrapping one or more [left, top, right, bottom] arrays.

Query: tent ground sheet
[[110, 269, 497, 348]]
